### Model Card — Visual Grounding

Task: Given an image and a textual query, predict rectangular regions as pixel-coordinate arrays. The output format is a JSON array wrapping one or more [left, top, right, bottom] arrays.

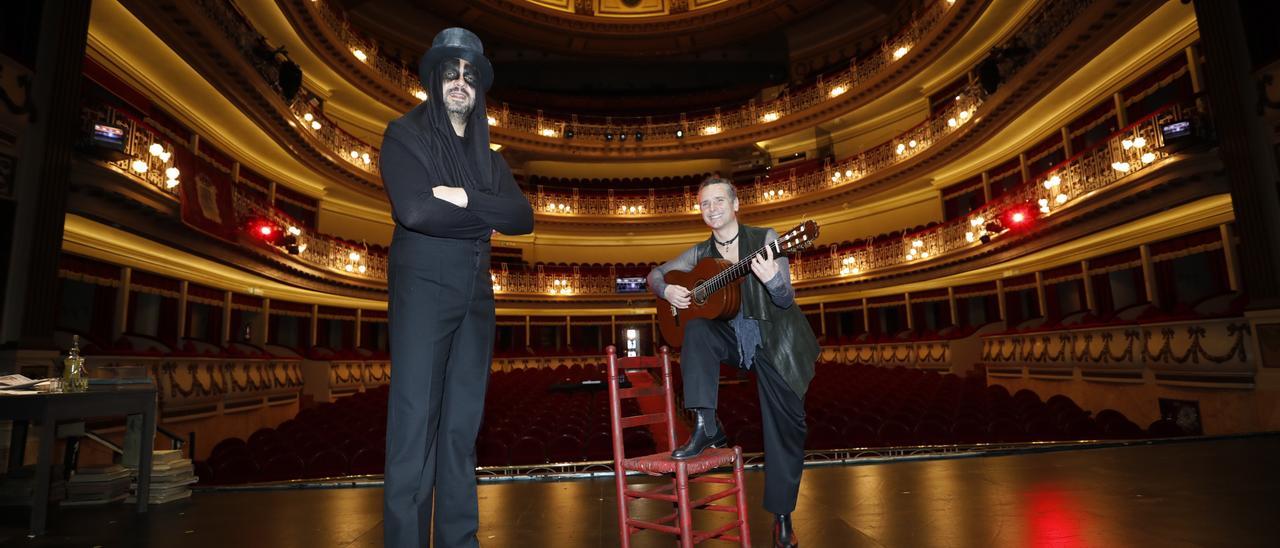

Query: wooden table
[[0, 386, 157, 536]]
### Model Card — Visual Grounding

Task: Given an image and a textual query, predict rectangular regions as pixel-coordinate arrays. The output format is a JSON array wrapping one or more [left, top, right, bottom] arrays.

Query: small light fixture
[[761, 112, 780, 123], [311, 120, 322, 130], [829, 85, 847, 97], [893, 45, 910, 60], [352, 49, 367, 62], [131, 159, 148, 173]]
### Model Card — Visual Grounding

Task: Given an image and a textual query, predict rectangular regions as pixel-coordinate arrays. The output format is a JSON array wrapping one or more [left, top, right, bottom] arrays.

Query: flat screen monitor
[[616, 276, 647, 293]]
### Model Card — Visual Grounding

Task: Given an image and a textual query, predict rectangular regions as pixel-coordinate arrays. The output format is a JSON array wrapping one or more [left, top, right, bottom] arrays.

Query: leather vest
[[695, 224, 818, 398]]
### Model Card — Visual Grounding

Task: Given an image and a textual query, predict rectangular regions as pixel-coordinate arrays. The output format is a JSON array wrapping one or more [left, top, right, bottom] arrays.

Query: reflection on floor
[[2, 435, 1278, 547]]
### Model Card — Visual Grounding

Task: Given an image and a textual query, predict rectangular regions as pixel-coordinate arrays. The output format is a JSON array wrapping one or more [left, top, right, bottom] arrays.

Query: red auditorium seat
[[1102, 419, 1145, 439], [843, 422, 878, 447], [349, 448, 385, 475], [305, 450, 350, 478], [477, 438, 509, 467], [986, 418, 1025, 443], [258, 453, 305, 482], [509, 436, 548, 464], [877, 420, 914, 446], [807, 424, 843, 450], [210, 437, 250, 461], [1062, 417, 1103, 440], [913, 421, 954, 445], [545, 434, 585, 462], [584, 431, 614, 460], [247, 428, 279, 454], [211, 455, 259, 485]]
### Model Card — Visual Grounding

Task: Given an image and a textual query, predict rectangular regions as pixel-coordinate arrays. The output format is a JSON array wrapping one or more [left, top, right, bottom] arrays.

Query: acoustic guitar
[[656, 220, 819, 347]]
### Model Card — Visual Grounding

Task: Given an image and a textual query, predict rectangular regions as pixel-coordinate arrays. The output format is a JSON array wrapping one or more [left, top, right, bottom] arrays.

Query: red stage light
[[1002, 205, 1037, 229], [248, 219, 282, 244]]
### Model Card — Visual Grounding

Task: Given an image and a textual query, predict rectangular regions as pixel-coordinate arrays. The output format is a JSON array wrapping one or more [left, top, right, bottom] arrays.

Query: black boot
[[773, 513, 798, 547], [671, 411, 726, 460]]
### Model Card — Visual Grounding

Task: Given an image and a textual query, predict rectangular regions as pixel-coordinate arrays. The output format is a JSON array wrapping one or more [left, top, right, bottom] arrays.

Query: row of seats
[[197, 362, 1189, 484]]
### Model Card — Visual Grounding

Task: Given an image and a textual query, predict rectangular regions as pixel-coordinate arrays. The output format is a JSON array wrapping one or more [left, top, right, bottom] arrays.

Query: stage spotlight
[[675, 129, 685, 139], [249, 219, 281, 245], [565, 128, 574, 139], [619, 132, 627, 142], [605, 131, 614, 141], [634, 131, 644, 141]]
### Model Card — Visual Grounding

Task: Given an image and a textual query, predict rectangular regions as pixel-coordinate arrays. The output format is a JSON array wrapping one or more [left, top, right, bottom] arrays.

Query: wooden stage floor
[[3, 435, 1277, 547]]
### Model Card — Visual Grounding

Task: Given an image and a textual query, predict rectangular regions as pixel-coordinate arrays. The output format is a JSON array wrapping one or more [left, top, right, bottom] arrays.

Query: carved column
[[0, 0, 92, 373], [1192, 0, 1280, 308]]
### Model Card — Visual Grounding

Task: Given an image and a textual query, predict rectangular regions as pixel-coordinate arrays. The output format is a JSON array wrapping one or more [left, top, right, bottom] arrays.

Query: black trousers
[[384, 236, 494, 548], [680, 318, 807, 514]]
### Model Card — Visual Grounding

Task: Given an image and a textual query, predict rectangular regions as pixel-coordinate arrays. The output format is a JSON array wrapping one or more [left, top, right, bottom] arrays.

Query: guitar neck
[[694, 240, 783, 297]]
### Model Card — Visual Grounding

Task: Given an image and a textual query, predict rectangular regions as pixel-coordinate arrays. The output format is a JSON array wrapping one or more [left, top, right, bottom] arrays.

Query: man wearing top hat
[[379, 27, 533, 547]]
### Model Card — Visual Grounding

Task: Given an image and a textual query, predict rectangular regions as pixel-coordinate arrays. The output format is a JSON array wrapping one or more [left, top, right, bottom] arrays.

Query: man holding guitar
[[647, 177, 818, 548]]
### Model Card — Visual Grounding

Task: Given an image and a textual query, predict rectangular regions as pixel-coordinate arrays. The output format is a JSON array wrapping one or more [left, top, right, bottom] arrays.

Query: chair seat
[[622, 447, 739, 476]]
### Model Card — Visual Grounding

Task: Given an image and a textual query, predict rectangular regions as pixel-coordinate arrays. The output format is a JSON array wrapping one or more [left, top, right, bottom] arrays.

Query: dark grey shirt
[[648, 228, 796, 369]]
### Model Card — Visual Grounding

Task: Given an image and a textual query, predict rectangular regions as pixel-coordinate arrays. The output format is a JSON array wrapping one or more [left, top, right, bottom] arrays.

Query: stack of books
[[61, 464, 132, 506], [126, 450, 198, 504], [0, 465, 66, 506]]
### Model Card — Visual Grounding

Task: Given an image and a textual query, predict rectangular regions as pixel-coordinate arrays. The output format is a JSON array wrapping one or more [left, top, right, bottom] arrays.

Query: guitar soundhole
[[693, 280, 707, 306]]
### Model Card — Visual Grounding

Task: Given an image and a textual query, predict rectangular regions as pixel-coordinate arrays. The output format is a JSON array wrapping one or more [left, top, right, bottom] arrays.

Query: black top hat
[[418, 27, 494, 93]]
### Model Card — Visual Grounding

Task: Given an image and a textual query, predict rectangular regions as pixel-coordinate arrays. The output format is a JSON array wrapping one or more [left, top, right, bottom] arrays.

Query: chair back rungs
[[614, 356, 665, 369], [619, 413, 666, 429], [617, 385, 665, 399]]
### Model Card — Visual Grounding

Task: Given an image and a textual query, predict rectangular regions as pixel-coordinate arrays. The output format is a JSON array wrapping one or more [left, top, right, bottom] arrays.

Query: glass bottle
[[63, 334, 88, 392]]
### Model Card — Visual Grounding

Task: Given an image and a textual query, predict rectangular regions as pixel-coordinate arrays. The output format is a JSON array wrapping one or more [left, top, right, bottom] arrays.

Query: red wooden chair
[[606, 346, 750, 548]]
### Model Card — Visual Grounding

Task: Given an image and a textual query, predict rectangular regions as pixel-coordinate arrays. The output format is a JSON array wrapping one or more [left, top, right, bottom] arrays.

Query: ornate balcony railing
[[81, 104, 185, 199], [529, 84, 986, 216], [794, 102, 1190, 283], [301, 0, 962, 143], [233, 189, 390, 281], [192, 0, 1090, 218], [93, 92, 1194, 296]]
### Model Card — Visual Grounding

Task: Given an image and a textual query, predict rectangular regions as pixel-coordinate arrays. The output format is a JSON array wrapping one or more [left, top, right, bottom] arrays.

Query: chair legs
[[732, 447, 752, 547], [676, 463, 694, 548], [615, 453, 753, 546]]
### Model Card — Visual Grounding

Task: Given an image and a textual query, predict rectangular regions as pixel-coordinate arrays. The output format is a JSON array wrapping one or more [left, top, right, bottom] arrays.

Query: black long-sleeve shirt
[[380, 125, 533, 240]]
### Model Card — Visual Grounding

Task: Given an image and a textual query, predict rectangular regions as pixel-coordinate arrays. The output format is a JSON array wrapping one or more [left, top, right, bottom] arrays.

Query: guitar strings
[[692, 241, 782, 298]]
